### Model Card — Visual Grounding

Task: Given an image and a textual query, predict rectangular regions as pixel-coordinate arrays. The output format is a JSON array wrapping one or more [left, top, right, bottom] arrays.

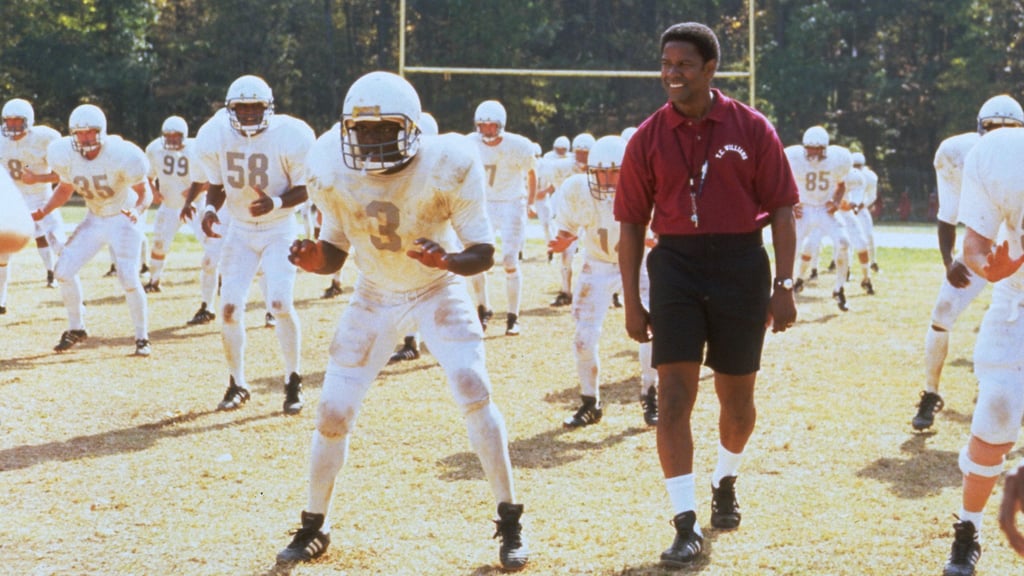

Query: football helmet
[[586, 135, 627, 201], [802, 126, 829, 148], [474, 100, 506, 143], [572, 132, 596, 151], [620, 126, 638, 142], [341, 71, 422, 174], [161, 115, 188, 150], [225, 74, 274, 136], [1, 98, 34, 138], [68, 104, 107, 157], [419, 112, 439, 136], [977, 94, 1024, 134], [531, 141, 542, 158], [851, 152, 866, 167], [553, 135, 570, 154]]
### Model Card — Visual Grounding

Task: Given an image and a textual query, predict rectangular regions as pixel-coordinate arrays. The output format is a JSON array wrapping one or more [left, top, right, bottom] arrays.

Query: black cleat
[[217, 377, 250, 411], [563, 395, 603, 428], [0, 305, 6, 315], [54, 329, 88, 352], [912, 391, 944, 431], [870, 262, 879, 273], [861, 278, 875, 295], [827, 259, 836, 272], [494, 502, 528, 571], [711, 476, 742, 530], [265, 311, 277, 328], [104, 264, 117, 277], [277, 511, 330, 565], [808, 268, 818, 281], [641, 387, 658, 426], [283, 373, 303, 415], [139, 263, 150, 276], [547, 250, 553, 263], [46, 270, 56, 288], [388, 338, 420, 364], [943, 519, 981, 576], [793, 278, 805, 294], [550, 291, 572, 307], [143, 281, 161, 293], [322, 279, 343, 299], [187, 303, 216, 325], [478, 305, 493, 332], [134, 338, 152, 357], [612, 292, 623, 308], [660, 511, 703, 567], [505, 313, 520, 336], [833, 287, 848, 312]]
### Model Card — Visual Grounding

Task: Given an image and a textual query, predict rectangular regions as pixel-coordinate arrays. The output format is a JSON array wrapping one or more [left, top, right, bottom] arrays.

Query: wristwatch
[[773, 277, 794, 291]]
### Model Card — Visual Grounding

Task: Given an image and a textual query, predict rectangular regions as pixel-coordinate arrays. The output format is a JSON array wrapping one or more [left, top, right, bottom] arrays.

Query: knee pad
[[959, 446, 1005, 478]]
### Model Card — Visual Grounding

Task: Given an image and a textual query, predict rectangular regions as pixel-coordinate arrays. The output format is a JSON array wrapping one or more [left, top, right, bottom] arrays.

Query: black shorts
[[647, 232, 771, 375]]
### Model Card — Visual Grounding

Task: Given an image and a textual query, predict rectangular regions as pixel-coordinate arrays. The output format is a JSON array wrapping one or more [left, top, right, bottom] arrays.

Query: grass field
[[0, 219, 1019, 575]]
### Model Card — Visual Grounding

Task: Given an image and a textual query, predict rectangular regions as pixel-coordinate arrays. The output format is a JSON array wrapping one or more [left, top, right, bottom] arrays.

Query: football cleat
[[139, 263, 150, 276], [832, 287, 848, 312], [493, 503, 528, 571], [322, 279, 343, 299], [612, 292, 623, 308], [912, 391, 944, 431], [388, 340, 420, 364], [134, 338, 152, 357], [827, 259, 836, 272], [550, 291, 572, 307], [660, 511, 703, 567], [478, 305, 493, 332], [564, 395, 603, 428], [808, 268, 818, 281], [943, 518, 981, 576], [870, 262, 880, 273], [277, 511, 330, 565], [46, 270, 56, 288], [265, 312, 277, 328], [0, 305, 6, 315], [217, 377, 251, 411], [793, 278, 805, 294], [505, 313, 521, 336], [547, 250, 553, 263], [104, 264, 117, 277], [187, 303, 216, 325], [54, 329, 88, 352], [711, 476, 741, 529], [861, 278, 875, 295], [143, 281, 161, 293], [283, 372, 303, 415], [641, 387, 658, 426]]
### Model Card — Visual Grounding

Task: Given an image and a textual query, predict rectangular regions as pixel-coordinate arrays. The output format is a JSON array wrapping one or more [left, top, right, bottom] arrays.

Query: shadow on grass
[[856, 433, 960, 498]]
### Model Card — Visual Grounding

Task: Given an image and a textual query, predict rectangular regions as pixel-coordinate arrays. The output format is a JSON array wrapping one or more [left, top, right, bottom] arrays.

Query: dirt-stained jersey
[[785, 144, 853, 206], [145, 137, 200, 210], [959, 127, 1024, 291], [48, 135, 149, 217], [0, 125, 61, 198], [553, 174, 619, 265], [194, 110, 315, 226], [545, 156, 578, 191], [934, 132, 981, 226], [308, 126, 494, 291], [466, 131, 536, 202]]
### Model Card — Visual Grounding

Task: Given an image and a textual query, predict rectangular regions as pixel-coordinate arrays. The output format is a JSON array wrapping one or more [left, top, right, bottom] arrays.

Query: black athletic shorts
[[646, 231, 771, 375]]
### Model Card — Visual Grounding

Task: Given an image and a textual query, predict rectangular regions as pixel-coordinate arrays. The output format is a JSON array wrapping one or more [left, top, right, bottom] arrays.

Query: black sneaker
[[54, 329, 88, 352], [217, 377, 250, 411], [711, 476, 741, 530], [833, 287, 848, 312], [660, 511, 703, 567], [564, 395, 603, 428], [187, 303, 216, 325], [134, 338, 152, 357], [550, 291, 572, 307], [277, 511, 330, 565], [808, 268, 818, 281], [389, 340, 420, 364], [322, 280, 343, 299], [912, 391, 944, 431], [104, 264, 117, 277], [793, 278, 805, 294], [493, 502, 528, 572], [478, 305, 493, 332], [943, 518, 981, 576], [641, 388, 658, 426], [46, 270, 56, 288], [612, 292, 623, 308], [283, 373, 303, 415], [143, 281, 161, 293], [505, 313, 520, 336], [870, 262, 880, 273], [265, 312, 277, 328], [861, 278, 875, 295]]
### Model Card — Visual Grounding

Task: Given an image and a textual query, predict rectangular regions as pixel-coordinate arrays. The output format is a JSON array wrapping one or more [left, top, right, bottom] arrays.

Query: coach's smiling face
[[661, 40, 716, 117]]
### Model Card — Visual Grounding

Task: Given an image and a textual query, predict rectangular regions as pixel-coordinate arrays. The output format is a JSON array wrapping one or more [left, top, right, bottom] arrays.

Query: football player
[[32, 104, 153, 356], [912, 94, 1024, 432], [278, 71, 527, 571], [550, 135, 659, 428], [467, 99, 537, 335], [0, 98, 65, 315], [941, 118, 1024, 576], [190, 74, 315, 415], [533, 135, 571, 263], [852, 152, 880, 271]]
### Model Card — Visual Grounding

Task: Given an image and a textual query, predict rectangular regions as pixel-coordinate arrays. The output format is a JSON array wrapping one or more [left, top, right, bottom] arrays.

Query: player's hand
[[548, 234, 577, 254], [201, 210, 221, 239], [31, 208, 45, 222], [288, 239, 325, 272], [21, 167, 39, 185], [249, 186, 274, 217], [527, 204, 538, 219], [407, 238, 449, 270], [120, 208, 139, 224], [624, 301, 652, 343], [983, 240, 1024, 283], [768, 289, 797, 333], [1000, 465, 1024, 556], [825, 200, 838, 215], [180, 203, 196, 223], [946, 259, 972, 289]]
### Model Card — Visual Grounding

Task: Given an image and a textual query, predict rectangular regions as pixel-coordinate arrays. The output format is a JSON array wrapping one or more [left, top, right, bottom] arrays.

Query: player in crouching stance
[[277, 71, 528, 572]]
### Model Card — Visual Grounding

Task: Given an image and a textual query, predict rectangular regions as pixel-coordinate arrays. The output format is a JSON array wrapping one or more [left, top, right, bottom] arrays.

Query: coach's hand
[[289, 239, 325, 273], [946, 259, 972, 289], [624, 300, 652, 343], [768, 289, 797, 333]]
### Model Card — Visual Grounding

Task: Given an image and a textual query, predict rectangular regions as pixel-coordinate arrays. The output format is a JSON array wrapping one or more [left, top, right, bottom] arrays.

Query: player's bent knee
[[960, 443, 1009, 478]]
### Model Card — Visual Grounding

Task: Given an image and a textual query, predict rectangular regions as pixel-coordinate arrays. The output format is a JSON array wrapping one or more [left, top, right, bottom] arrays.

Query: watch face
[[783, 278, 794, 289]]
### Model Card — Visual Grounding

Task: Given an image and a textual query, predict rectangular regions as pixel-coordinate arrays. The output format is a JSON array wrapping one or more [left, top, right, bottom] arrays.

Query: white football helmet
[[531, 141, 542, 158], [802, 125, 829, 148], [225, 74, 274, 136], [572, 132, 596, 151], [161, 115, 188, 150], [474, 100, 506, 143], [586, 135, 627, 200], [851, 152, 866, 166], [553, 135, 570, 153], [620, 126, 638, 142], [341, 71, 422, 174], [68, 104, 107, 157], [977, 94, 1024, 134], [1, 98, 34, 138], [419, 112, 439, 136]]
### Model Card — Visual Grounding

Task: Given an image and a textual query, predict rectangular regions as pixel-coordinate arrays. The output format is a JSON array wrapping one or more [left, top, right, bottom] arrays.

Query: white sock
[[924, 328, 949, 393], [665, 474, 702, 536], [712, 444, 744, 488], [308, 430, 349, 524]]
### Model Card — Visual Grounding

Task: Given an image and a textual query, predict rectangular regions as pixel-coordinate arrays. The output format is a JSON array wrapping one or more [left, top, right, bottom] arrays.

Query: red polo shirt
[[615, 89, 798, 235]]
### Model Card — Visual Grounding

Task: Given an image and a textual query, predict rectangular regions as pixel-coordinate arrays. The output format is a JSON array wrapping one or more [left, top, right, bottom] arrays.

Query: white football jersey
[[553, 174, 619, 265], [194, 110, 315, 226], [0, 125, 61, 198], [861, 166, 879, 205], [145, 137, 200, 210], [48, 135, 149, 217], [545, 156, 578, 191], [785, 144, 853, 206], [959, 127, 1024, 292], [934, 132, 981, 226], [843, 167, 867, 207], [308, 126, 494, 291], [467, 131, 536, 202]]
